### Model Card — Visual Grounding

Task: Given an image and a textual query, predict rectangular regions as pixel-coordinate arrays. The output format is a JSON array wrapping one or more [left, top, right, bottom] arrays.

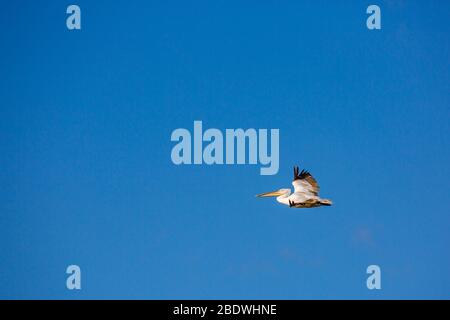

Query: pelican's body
[[257, 166, 332, 208]]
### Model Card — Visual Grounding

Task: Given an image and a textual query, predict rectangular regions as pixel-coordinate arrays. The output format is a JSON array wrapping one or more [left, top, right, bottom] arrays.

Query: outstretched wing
[[292, 166, 320, 196]]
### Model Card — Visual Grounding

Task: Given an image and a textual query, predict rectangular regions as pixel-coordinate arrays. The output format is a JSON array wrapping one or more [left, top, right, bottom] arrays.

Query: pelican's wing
[[292, 166, 320, 196]]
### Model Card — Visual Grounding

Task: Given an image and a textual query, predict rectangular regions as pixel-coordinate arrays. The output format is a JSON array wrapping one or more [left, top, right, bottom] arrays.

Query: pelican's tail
[[320, 199, 332, 206]]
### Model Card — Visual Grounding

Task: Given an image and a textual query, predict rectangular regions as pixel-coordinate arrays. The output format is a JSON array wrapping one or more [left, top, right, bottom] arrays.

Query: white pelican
[[257, 166, 332, 208]]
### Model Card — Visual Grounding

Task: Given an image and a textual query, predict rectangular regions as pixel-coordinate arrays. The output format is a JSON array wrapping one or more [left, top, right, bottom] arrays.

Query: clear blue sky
[[1, 1, 449, 299]]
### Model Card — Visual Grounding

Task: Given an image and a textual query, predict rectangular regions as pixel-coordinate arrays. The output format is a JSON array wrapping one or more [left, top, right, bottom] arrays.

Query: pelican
[[257, 166, 332, 208]]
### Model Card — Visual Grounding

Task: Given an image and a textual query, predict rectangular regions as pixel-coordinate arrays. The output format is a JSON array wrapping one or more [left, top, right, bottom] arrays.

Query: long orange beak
[[256, 190, 283, 197]]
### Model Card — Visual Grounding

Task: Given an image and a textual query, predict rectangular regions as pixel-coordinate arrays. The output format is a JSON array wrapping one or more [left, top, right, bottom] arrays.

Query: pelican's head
[[256, 188, 291, 198]]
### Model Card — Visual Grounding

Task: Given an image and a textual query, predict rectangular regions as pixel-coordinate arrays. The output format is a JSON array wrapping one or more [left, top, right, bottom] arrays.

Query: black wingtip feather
[[293, 166, 312, 181]]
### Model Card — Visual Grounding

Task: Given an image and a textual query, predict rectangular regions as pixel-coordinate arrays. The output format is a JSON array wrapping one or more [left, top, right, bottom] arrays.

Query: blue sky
[[0, 1, 449, 299]]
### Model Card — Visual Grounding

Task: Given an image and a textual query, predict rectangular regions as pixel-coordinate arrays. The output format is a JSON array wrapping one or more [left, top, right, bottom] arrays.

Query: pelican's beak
[[256, 190, 283, 197]]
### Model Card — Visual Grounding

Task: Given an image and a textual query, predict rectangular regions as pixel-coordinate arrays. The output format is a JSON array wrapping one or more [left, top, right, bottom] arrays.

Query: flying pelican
[[256, 166, 332, 208]]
